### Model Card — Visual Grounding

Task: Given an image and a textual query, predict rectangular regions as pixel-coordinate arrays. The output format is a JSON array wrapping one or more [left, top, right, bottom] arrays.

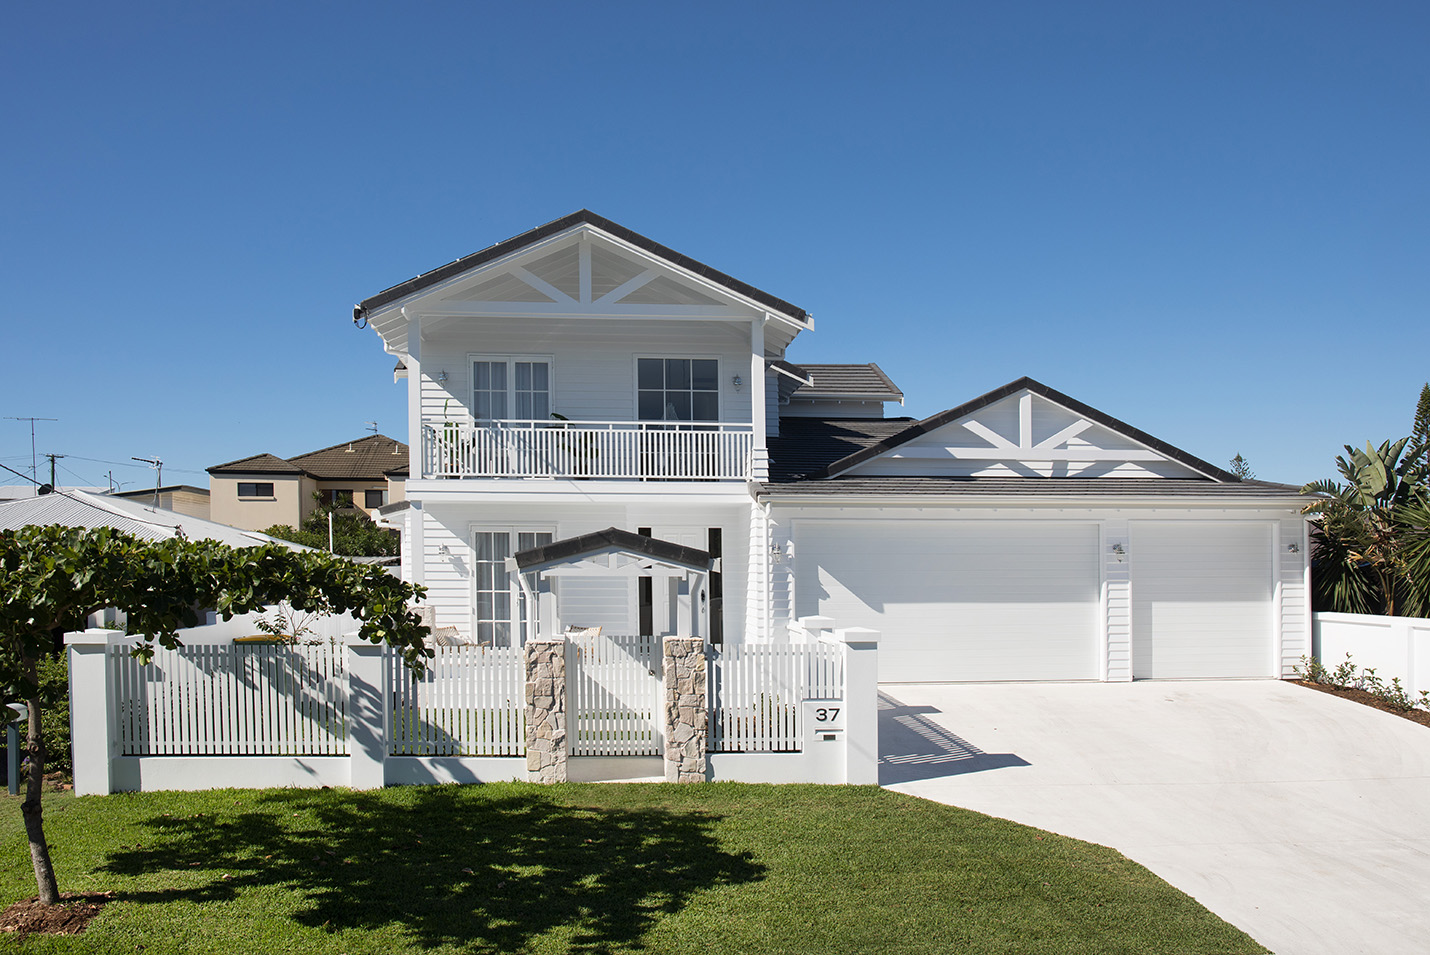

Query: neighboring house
[[109, 484, 211, 520], [207, 434, 408, 531], [353, 210, 1310, 682]]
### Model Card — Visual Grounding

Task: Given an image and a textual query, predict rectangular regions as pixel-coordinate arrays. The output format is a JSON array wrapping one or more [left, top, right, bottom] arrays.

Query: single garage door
[[795, 521, 1100, 683], [1130, 521, 1274, 679]]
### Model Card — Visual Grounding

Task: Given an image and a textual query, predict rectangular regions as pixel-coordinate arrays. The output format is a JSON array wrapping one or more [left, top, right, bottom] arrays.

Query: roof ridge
[[288, 434, 406, 462]]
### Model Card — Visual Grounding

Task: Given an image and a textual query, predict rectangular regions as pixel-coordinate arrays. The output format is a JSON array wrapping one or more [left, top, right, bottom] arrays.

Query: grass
[[0, 783, 1267, 955]]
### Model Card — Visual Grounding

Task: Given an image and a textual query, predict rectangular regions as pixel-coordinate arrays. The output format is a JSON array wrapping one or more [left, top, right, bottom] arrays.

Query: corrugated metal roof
[[0, 491, 312, 549]]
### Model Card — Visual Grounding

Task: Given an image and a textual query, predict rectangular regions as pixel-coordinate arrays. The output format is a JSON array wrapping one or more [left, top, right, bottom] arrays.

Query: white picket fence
[[388, 645, 526, 756], [567, 633, 663, 756], [709, 642, 844, 752], [110, 641, 348, 756]]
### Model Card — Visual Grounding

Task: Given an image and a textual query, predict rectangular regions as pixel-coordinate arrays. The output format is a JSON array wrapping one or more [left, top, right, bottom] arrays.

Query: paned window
[[237, 482, 274, 498], [323, 489, 354, 507], [472, 357, 551, 420], [472, 529, 554, 646], [364, 489, 385, 508], [637, 358, 719, 421]]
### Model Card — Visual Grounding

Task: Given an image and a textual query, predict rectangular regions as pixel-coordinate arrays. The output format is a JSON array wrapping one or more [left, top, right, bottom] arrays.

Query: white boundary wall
[[66, 621, 877, 793], [1313, 612, 1430, 696]]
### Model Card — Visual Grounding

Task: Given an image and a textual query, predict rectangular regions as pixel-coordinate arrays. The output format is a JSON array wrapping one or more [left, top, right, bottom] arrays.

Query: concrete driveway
[[879, 680, 1430, 955]]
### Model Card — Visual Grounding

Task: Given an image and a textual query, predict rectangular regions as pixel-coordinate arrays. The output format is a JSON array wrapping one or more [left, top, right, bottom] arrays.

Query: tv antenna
[[364, 421, 378, 435], [5, 417, 57, 483], [132, 456, 163, 506]]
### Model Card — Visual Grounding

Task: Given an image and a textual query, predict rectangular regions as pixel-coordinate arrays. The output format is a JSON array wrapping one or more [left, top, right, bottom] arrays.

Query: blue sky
[[2, 1, 1426, 491]]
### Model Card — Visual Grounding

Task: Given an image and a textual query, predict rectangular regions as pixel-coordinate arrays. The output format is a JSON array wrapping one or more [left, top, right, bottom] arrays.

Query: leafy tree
[[1302, 438, 1429, 616], [0, 525, 429, 905], [1228, 453, 1254, 481], [263, 492, 398, 557]]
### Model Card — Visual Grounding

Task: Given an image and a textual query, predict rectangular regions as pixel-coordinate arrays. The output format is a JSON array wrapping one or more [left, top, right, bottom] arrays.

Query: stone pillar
[[662, 636, 708, 783], [524, 637, 567, 783]]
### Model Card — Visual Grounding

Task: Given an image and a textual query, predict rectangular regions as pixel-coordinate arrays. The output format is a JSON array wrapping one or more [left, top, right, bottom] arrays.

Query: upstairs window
[[323, 489, 354, 508], [364, 489, 386, 508], [237, 482, 274, 498], [638, 358, 719, 421], [472, 357, 551, 421]]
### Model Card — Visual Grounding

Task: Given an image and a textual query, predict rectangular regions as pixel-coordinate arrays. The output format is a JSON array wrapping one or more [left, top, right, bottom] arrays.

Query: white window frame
[[468, 523, 556, 646], [632, 354, 722, 423], [465, 353, 556, 422]]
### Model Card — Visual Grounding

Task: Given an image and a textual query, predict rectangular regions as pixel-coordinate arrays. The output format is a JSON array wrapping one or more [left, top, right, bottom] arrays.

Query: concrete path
[[879, 680, 1430, 955]]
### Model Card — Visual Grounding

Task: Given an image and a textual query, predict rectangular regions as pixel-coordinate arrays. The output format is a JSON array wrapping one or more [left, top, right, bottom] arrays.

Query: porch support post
[[662, 636, 708, 782], [750, 316, 769, 481], [345, 637, 388, 789], [524, 636, 567, 783], [405, 308, 423, 480], [65, 629, 118, 796]]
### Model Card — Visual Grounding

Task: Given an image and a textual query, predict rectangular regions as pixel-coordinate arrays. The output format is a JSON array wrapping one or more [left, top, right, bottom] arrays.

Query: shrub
[[2, 653, 71, 782]]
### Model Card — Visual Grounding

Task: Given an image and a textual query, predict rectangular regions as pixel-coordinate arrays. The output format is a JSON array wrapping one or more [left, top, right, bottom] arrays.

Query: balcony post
[[405, 308, 423, 480], [750, 316, 769, 482]]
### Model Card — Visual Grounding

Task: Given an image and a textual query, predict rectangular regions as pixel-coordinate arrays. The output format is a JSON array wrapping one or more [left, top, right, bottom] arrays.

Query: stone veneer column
[[662, 637, 708, 783], [524, 637, 567, 783]]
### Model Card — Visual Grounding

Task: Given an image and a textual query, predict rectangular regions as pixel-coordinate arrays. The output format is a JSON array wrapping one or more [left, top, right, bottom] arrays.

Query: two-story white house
[[355, 210, 1311, 683]]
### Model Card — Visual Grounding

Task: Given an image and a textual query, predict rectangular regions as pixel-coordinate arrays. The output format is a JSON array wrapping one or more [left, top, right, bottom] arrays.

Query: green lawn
[[0, 783, 1266, 954]]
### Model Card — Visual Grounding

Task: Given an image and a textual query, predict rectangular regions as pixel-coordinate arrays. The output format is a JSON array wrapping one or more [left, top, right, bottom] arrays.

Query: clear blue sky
[[3, 1, 1426, 491]]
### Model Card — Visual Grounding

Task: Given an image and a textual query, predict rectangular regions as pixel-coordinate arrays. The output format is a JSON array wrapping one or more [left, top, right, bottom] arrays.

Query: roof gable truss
[[413, 226, 754, 320], [844, 387, 1217, 480]]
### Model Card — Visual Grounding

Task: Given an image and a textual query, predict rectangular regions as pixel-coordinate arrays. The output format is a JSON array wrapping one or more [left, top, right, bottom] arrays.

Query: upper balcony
[[422, 418, 754, 481]]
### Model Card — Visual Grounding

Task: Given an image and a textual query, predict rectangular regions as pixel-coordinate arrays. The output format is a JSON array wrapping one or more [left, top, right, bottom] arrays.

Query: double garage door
[[795, 520, 1274, 683]]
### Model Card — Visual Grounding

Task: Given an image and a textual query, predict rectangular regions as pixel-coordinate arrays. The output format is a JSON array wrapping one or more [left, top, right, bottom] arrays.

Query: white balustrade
[[422, 419, 753, 480]]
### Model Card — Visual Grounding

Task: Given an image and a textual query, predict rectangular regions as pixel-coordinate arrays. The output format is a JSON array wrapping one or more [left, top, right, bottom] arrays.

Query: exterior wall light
[[435, 370, 449, 383], [732, 375, 743, 388], [1111, 542, 1126, 562], [1287, 542, 1301, 553]]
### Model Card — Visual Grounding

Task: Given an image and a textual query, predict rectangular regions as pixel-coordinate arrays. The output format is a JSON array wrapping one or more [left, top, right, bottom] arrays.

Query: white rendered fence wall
[[1314, 612, 1430, 696], [109, 641, 348, 756], [709, 642, 844, 752], [568, 633, 663, 756], [388, 645, 525, 756]]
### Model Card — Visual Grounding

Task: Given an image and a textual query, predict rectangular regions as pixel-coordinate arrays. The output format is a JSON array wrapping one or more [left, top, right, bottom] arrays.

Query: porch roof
[[512, 526, 711, 574]]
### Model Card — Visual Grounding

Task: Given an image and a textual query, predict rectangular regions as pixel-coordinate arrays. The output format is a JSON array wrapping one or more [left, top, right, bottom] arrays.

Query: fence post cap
[[831, 627, 880, 646], [63, 629, 113, 646], [797, 615, 836, 631]]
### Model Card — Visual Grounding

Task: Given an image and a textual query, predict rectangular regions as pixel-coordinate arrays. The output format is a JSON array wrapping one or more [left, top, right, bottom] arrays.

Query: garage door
[[795, 521, 1100, 683], [1130, 522, 1274, 679]]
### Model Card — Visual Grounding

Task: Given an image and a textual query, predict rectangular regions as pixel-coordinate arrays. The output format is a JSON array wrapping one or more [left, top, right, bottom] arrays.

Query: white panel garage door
[[795, 521, 1100, 683], [1131, 521, 1274, 679]]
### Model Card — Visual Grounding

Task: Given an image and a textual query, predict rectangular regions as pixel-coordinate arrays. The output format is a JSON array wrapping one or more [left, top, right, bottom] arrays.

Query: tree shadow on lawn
[[100, 786, 764, 953]]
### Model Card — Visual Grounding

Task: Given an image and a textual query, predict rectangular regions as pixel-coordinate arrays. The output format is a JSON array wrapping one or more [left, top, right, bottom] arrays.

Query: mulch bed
[[0, 892, 112, 937], [1292, 680, 1430, 729]]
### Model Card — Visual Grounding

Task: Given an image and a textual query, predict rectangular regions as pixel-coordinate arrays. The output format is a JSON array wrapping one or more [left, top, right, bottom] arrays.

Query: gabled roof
[[791, 363, 904, 402], [288, 435, 408, 481], [355, 210, 809, 324], [808, 377, 1237, 482], [209, 436, 407, 481], [513, 526, 711, 574], [207, 453, 304, 476]]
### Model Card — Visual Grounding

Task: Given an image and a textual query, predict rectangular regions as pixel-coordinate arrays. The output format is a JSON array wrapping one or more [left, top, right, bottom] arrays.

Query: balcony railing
[[422, 419, 754, 481]]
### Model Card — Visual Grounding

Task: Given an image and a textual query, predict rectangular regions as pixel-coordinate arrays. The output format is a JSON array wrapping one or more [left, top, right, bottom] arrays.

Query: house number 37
[[813, 707, 840, 722]]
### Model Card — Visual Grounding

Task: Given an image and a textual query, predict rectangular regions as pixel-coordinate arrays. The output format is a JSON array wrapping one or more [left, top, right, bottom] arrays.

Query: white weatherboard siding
[[795, 521, 1100, 682], [419, 500, 750, 642], [1130, 521, 1275, 679], [417, 320, 754, 425]]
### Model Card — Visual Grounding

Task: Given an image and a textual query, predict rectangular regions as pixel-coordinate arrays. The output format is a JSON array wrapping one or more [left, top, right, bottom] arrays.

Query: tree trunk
[[20, 657, 60, 905]]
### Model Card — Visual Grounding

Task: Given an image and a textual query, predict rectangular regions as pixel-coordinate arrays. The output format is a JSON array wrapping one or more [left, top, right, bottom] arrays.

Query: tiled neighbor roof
[[208, 435, 408, 480]]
